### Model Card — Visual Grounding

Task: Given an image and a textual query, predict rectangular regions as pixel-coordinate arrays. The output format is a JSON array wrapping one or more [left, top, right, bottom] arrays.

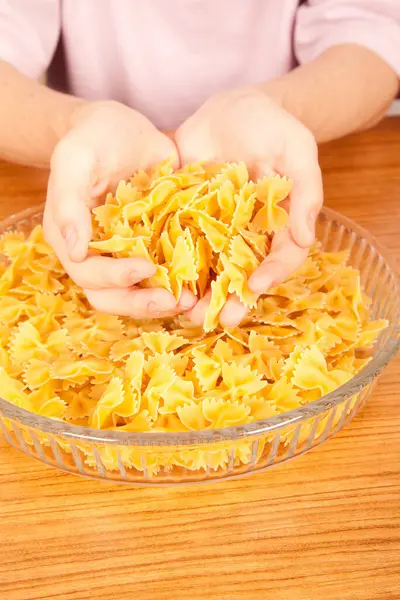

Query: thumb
[[287, 163, 323, 249], [290, 166, 323, 248], [48, 163, 93, 263], [61, 210, 92, 263]]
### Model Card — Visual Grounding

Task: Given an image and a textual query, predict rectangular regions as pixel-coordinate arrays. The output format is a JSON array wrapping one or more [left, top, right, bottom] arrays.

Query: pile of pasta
[[0, 161, 387, 474]]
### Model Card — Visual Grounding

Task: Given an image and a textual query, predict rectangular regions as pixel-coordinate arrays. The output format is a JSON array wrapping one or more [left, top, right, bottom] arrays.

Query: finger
[[47, 151, 95, 262], [73, 256, 157, 289], [44, 209, 158, 289], [289, 166, 323, 248], [283, 141, 323, 248], [187, 290, 249, 328], [84, 287, 180, 318], [142, 129, 180, 170], [219, 294, 249, 327], [177, 288, 198, 311], [248, 229, 309, 294], [186, 290, 211, 325]]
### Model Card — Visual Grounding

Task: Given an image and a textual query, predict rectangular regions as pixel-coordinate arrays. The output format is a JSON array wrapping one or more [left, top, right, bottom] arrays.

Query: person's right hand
[[43, 101, 196, 318]]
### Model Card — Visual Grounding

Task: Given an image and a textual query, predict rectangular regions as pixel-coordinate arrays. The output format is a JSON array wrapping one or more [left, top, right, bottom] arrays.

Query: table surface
[[0, 119, 399, 600]]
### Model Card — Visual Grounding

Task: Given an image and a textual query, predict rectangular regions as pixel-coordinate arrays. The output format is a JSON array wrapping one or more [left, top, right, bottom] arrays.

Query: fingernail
[[62, 225, 78, 254], [179, 294, 197, 310], [179, 299, 195, 311]]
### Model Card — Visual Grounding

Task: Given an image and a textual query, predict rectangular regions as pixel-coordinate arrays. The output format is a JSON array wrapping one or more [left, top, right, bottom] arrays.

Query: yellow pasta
[[0, 161, 388, 475]]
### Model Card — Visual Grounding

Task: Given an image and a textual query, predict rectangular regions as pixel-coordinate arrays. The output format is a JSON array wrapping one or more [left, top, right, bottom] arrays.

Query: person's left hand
[[175, 87, 323, 327]]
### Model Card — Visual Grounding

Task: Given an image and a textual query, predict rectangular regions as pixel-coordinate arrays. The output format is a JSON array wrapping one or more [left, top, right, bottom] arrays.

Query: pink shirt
[[1, 0, 400, 130]]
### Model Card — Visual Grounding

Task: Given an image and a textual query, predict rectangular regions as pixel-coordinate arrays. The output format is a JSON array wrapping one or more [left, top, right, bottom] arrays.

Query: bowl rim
[[0, 205, 398, 446]]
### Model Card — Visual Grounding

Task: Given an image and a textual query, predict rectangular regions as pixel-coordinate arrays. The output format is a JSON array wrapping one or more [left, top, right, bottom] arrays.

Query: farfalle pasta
[[0, 161, 388, 475]]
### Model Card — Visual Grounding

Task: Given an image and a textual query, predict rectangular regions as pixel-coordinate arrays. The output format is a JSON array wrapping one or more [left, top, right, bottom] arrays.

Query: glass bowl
[[0, 206, 398, 485]]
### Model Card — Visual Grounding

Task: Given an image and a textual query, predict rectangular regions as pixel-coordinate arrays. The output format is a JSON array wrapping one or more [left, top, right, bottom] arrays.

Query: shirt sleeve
[[0, 0, 60, 79], [295, 0, 400, 76]]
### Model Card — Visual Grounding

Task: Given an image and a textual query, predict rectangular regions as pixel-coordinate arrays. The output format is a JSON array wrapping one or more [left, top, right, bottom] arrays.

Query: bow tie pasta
[[0, 161, 387, 475]]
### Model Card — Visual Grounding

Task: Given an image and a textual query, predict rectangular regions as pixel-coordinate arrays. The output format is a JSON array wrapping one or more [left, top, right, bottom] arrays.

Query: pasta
[[0, 160, 388, 476]]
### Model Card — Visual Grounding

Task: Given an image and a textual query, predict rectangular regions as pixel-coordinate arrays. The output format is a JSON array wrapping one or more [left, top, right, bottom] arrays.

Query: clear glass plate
[[0, 205, 399, 485]]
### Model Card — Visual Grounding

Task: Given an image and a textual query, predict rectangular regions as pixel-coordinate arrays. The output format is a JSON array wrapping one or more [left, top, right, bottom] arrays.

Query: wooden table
[[0, 119, 399, 600]]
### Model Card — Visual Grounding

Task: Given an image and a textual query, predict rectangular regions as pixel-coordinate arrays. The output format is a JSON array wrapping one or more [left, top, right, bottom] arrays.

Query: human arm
[[0, 61, 195, 315], [260, 44, 399, 144], [281, 0, 400, 142], [0, 1, 75, 166], [0, 4, 196, 318], [178, 1, 400, 326], [0, 59, 85, 167]]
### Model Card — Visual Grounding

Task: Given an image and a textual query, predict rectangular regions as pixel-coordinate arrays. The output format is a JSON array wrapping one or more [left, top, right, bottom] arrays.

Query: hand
[[175, 88, 323, 327], [44, 101, 196, 318]]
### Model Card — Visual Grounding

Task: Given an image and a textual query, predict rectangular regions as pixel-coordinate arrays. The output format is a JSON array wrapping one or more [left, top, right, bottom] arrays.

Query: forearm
[[0, 61, 87, 167], [259, 45, 399, 143]]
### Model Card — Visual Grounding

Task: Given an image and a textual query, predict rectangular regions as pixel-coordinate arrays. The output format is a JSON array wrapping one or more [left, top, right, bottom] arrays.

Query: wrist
[[254, 77, 320, 140], [255, 78, 290, 111], [49, 95, 89, 150], [54, 98, 128, 140], [61, 97, 91, 134], [203, 86, 283, 122], [67, 99, 145, 133]]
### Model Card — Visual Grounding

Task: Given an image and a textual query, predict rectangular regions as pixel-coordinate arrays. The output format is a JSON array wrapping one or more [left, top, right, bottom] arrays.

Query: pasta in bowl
[[0, 161, 398, 485]]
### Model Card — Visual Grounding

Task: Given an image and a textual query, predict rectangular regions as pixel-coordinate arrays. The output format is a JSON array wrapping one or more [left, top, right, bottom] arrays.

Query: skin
[[43, 101, 197, 318], [0, 43, 398, 323], [176, 89, 320, 326]]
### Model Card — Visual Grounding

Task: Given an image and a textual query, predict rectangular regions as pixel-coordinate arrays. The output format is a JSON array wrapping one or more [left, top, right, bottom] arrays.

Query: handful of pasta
[[0, 161, 387, 474]]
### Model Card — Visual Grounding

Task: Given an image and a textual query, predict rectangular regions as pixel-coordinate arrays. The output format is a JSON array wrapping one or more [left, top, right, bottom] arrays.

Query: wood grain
[[0, 118, 400, 600]]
